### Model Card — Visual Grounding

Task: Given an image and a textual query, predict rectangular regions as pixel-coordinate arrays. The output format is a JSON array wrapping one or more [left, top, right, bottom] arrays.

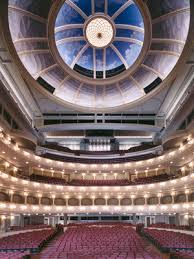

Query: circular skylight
[[54, 0, 145, 79], [85, 17, 114, 48]]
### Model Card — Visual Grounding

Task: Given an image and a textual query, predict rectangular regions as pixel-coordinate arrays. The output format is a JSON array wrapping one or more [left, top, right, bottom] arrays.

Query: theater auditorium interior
[[0, 0, 194, 258]]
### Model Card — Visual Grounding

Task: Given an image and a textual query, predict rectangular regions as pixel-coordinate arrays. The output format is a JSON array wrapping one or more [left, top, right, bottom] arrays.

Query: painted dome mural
[[54, 0, 144, 79], [8, 0, 190, 110]]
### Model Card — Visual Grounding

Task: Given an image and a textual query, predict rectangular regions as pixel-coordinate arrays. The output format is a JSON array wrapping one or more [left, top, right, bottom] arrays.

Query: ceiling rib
[[72, 82, 84, 102], [111, 0, 133, 20], [34, 64, 58, 79], [18, 49, 50, 56], [103, 48, 106, 79], [71, 44, 89, 69], [104, 0, 108, 15], [116, 83, 126, 102], [152, 38, 185, 45], [115, 24, 144, 33], [110, 44, 129, 69], [66, 0, 88, 20], [152, 7, 190, 24], [55, 24, 84, 33], [141, 64, 165, 80], [8, 5, 47, 23], [13, 38, 47, 44], [55, 76, 71, 91], [93, 48, 96, 79], [149, 50, 180, 57], [114, 37, 143, 46], [56, 37, 85, 46], [130, 76, 145, 94]]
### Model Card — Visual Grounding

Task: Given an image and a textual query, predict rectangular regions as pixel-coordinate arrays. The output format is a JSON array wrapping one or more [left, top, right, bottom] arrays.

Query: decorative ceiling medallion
[[85, 16, 114, 48]]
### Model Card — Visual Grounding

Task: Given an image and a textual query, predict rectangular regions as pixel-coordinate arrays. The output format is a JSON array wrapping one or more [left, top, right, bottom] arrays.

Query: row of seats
[[69, 174, 174, 186], [29, 173, 175, 186], [67, 222, 134, 227], [0, 229, 56, 251], [69, 179, 130, 186], [132, 174, 173, 185], [171, 250, 194, 258], [29, 174, 68, 185], [149, 223, 191, 230], [0, 251, 29, 259], [10, 224, 51, 231], [143, 228, 194, 252], [40, 223, 162, 259]]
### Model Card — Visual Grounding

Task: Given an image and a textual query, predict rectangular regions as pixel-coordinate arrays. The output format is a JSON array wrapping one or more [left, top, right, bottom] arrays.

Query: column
[[132, 213, 136, 225], [131, 195, 135, 206], [52, 195, 55, 205], [65, 196, 69, 207], [78, 196, 82, 206], [185, 190, 189, 203], [9, 191, 14, 203], [172, 195, 175, 204], [91, 196, 95, 206], [38, 194, 42, 205], [24, 193, 28, 204], [144, 195, 148, 205], [63, 214, 67, 225], [20, 214, 24, 227], [157, 193, 162, 205]]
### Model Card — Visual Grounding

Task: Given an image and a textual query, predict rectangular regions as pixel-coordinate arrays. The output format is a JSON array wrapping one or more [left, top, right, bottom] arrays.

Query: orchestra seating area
[[149, 223, 191, 231], [142, 228, 194, 252], [0, 228, 56, 253], [40, 223, 162, 259]]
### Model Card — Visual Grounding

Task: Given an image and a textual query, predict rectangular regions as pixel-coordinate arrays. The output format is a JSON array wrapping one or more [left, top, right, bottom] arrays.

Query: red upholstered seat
[[143, 228, 194, 250], [40, 223, 162, 259], [0, 229, 55, 250], [10, 224, 51, 231], [148, 223, 190, 231]]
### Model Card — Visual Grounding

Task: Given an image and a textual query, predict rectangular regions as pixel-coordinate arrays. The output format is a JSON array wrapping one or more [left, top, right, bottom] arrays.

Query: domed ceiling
[[8, 0, 190, 110]]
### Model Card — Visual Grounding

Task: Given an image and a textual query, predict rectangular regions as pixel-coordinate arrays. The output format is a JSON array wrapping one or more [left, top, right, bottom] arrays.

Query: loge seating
[[30, 174, 68, 185], [0, 229, 56, 252], [70, 174, 173, 186], [40, 223, 162, 259], [28, 173, 176, 186], [69, 179, 130, 186], [131, 174, 173, 185], [149, 223, 191, 231], [10, 224, 51, 231], [143, 228, 194, 252]]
